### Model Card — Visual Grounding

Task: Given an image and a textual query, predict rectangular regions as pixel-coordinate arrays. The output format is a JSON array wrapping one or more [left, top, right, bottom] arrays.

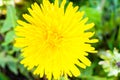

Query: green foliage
[[0, 1, 32, 80], [1, 5, 17, 33], [2, 31, 15, 46], [0, 52, 18, 74]]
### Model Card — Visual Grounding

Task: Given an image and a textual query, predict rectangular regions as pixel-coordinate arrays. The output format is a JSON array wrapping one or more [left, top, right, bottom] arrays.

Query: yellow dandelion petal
[[14, 0, 98, 80]]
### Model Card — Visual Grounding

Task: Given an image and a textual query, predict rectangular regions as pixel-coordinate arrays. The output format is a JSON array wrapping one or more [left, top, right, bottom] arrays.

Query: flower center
[[46, 31, 63, 49]]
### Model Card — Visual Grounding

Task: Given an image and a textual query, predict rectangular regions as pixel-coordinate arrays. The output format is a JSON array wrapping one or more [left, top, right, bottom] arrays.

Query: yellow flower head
[[14, 0, 98, 80]]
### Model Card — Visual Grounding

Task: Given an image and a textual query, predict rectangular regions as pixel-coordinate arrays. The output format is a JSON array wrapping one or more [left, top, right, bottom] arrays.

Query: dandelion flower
[[14, 0, 98, 80]]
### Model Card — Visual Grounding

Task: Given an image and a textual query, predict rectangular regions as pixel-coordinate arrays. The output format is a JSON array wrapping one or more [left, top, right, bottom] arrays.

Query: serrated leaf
[[7, 62, 18, 75], [0, 5, 17, 33], [6, 55, 18, 75], [2, 31, 15, 45], [0, 53, 18, 75], [0, 53, 7, 68]]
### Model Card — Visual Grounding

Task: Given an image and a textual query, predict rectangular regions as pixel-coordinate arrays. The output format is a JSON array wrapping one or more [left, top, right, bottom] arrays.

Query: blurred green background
[[0, 0, 120, 80]]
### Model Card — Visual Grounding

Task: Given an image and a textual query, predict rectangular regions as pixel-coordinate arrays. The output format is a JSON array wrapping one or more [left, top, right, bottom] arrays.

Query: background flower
[[99, 48, 120, 77]]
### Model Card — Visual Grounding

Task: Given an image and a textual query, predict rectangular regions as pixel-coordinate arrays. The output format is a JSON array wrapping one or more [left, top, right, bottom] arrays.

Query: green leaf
[[0, 52, 18, 75], [0, 5, 17, 33], [0, 53, 7, 68], [6, 55, 18, 75], [2, 31, 15, 46], [7, 62, 18, 75]]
